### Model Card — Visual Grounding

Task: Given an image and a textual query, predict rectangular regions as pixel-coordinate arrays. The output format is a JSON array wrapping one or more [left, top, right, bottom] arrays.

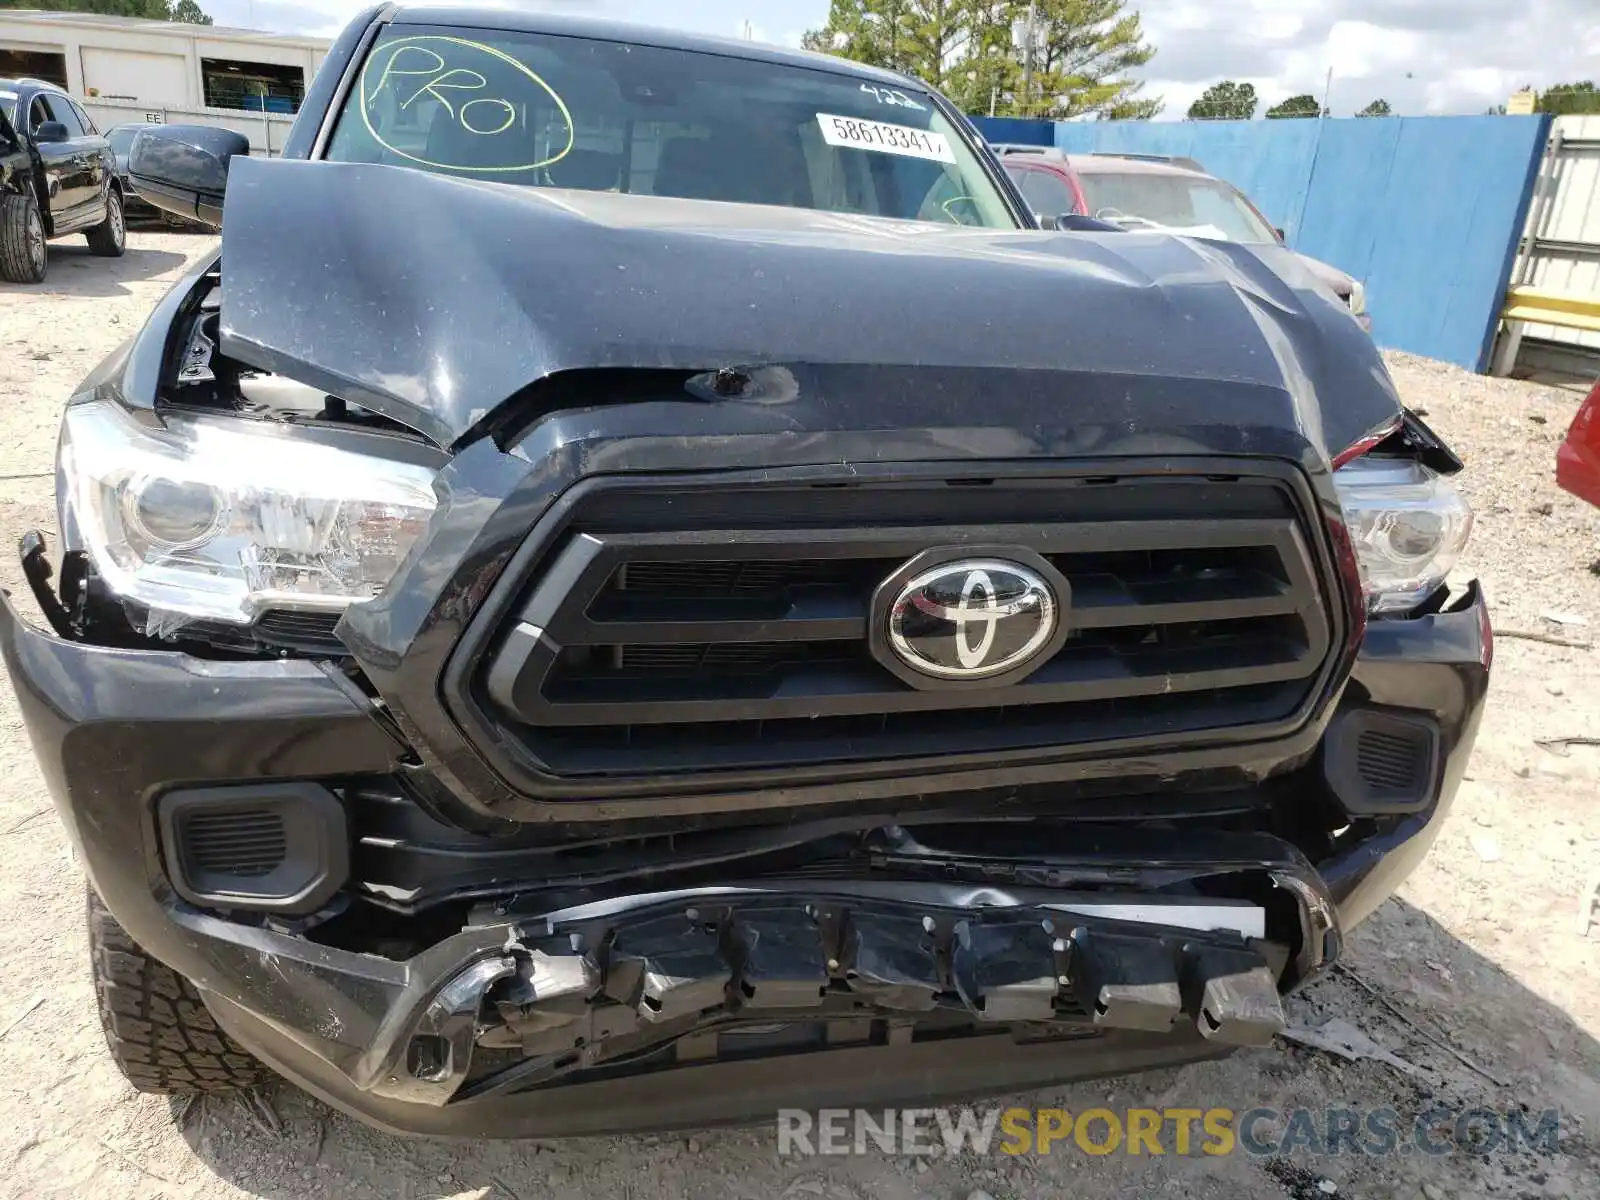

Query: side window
[[69, 101, 96, 136], [26, 97, 49, 135], [43, 96, 85, 137], [1018, 169, 1073, 218]]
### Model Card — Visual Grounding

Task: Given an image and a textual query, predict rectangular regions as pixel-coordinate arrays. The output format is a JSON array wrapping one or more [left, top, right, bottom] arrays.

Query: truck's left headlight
[[60, 400, 437, 629]]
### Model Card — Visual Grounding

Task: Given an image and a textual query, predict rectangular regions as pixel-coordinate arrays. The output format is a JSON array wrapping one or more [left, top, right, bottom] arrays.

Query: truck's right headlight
[[60, 399, 438, 632], [1333, 456, 1473, 614]]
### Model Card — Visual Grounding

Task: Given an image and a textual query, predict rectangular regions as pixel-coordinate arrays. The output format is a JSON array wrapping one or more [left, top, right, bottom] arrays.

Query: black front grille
[[474, 467, 1338, 781]]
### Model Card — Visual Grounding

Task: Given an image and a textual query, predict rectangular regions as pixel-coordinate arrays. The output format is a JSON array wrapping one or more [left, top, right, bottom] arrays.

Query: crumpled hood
[[218, 156, 1397, 453]]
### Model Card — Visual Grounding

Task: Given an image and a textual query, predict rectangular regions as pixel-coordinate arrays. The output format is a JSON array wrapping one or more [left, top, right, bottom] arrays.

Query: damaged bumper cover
[[169, 882, 1306, 1137]]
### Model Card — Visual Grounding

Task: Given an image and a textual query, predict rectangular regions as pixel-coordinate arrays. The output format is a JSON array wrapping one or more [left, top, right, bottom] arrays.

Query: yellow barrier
[[1492, 285, 1600, 375], [1501, 286, 1600, 334]]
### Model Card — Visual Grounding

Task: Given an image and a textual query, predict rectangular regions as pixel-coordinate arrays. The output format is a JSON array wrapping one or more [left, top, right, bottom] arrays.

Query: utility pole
[[1020, 2, 1037, 117], [1292, 66, 1335, 248]]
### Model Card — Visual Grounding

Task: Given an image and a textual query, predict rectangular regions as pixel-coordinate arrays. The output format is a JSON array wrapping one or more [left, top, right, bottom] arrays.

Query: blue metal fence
[[971, 115, 1551, 371]]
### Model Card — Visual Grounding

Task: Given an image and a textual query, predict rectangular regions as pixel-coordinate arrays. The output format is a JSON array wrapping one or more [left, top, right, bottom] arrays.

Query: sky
[[201, 0, 1600, 120]]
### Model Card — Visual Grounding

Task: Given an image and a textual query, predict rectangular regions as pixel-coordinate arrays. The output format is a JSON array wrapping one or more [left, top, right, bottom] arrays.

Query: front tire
[[0, 191, 47, 283], [85, 187, 126, 258], [87, 884, 267, 1094]]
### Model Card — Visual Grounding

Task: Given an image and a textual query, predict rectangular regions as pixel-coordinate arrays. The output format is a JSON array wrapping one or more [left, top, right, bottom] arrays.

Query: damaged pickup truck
[[0, 6, 1488, 1137]]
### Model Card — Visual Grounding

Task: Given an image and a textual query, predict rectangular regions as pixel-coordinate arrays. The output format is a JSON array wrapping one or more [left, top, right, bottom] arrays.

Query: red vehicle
[[991, 144, 1090, 219], [1557, 378, 1600, 509], [991, 145, 1371, 330]]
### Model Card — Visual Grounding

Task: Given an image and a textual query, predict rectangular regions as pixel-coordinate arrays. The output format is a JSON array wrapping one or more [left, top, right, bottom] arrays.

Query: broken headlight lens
[[60, 400, 437, 629], [1333, 456, 1472, 614]]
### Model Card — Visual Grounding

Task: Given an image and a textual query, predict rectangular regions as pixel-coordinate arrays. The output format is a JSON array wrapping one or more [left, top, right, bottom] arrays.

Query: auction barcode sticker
[[816, 114, 956, 164]]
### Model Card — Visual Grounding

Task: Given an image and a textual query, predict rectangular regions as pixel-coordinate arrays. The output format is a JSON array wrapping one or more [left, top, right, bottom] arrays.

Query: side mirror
[[128, 125, 250, 228], [1274, 226, 1287, 243], [33, 121, 69, 144]]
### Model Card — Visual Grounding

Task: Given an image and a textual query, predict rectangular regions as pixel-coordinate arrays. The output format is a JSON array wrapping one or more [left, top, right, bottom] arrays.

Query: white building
[[0, 9, 330, 153]]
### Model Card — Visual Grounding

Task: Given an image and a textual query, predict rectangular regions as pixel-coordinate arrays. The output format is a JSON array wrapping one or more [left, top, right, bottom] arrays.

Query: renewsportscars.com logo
[[776, 1106, 1563, 1159]]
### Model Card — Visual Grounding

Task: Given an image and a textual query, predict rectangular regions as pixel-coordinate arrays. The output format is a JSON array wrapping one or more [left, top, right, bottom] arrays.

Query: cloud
[[1138, 0, 1600, 116], [210, 0, 1599, 120]]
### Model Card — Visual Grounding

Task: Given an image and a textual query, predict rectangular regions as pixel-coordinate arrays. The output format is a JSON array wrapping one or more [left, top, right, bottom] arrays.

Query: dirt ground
[[0, 231, 1597, 1200]]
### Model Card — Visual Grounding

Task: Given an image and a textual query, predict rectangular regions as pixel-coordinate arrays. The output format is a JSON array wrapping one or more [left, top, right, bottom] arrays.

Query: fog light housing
[[157, 783, 347, 914]]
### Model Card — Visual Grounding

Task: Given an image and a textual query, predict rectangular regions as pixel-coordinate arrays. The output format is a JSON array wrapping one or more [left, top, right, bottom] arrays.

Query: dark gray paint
[[217, 156, 1399, 455]]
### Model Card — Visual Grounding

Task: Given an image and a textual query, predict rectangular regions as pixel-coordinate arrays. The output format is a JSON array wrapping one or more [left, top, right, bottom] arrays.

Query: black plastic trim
[[1322, 707, 1441, 816], [157, 783, 349, 915]]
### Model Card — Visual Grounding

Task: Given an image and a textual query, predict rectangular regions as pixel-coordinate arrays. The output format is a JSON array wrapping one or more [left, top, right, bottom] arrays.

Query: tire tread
[[0, 191, 44, 283], [85, 188, 125, 257], [86, 885, 268, 1094]]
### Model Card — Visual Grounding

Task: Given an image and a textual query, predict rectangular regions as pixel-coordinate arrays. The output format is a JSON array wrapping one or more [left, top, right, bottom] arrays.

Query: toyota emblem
[[884, 557, 1061, 682]]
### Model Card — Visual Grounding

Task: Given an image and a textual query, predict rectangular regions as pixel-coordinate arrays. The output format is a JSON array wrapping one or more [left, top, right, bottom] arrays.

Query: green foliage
[[1356, 98, 1391, 118], [1537, 82, 1600, 116], [0, 0, 169, 17], [1028, 0, 1159, 119], [168, 0, 211, 24], [1265, 93, 1324, 119], [802, 0, 1160, 119], [0, 0, 213, 19], [1187, 80, 1256, 121]]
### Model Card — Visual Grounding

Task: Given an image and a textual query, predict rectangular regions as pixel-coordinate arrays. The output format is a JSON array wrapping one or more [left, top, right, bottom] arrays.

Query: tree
[[0, 0, 213, 18], [1187, 80, 1256, 120], [1356, 98, 1391, 118], [802, 0, 1160, 119], [1265, 94, 1323, 119], [168, 0, 212, 23], [1027, 0, 1160, 119], [1537, 81, 1600, 116], [802, 0, 986, 85], [0, 0, 165, 17]]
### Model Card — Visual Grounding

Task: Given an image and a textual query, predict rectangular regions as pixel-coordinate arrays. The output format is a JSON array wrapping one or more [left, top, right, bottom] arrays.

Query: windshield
[[1076, 171, 1277, 243], [324, 27, 1017, 229], [0, 92, 14, 125], [106, 127, 138, 155]]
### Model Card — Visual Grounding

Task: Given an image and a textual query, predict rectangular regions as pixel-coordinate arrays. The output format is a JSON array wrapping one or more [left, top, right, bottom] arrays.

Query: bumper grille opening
[[467, 467, 1342, 787], [1356, 729, 1427, 792], [184, 810, 288, 878], [1323, 709, 1439, 815], [158, 783, 350, 914]]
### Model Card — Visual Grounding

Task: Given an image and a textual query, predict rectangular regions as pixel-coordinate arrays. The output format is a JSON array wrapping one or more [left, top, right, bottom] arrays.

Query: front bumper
[[0, 565, 1489, 1136]]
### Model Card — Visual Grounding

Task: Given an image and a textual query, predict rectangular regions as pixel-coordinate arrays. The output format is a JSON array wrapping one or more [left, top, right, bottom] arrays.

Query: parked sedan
[[1069, 155, 1371, 330]]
